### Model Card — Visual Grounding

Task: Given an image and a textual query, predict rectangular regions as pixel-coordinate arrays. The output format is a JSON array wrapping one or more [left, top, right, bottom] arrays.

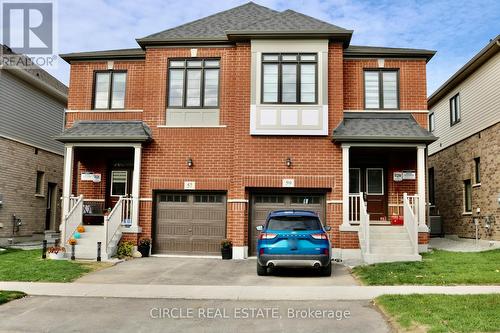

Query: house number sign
[[184, 181, 196, 190], [282, 179, 295, 188]]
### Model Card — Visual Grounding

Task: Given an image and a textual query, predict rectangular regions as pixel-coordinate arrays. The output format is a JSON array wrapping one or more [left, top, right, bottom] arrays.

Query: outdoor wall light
[[286, 157, 292, 168], [187, 158, 193, 168]]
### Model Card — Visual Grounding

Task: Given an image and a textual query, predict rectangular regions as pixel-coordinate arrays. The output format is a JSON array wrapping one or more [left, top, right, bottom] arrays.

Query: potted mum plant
[[137, 238, 151, 257], [220, 239, 232, 260], [47, 246, 66, 260]]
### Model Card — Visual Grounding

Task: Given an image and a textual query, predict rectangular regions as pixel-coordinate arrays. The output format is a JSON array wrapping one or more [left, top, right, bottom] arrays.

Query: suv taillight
[[259, 233, 277, 240], [311, 233, 328, 240]]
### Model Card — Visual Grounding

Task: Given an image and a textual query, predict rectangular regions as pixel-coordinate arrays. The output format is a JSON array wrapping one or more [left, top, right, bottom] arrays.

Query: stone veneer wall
[[428, 122, 500, 240]]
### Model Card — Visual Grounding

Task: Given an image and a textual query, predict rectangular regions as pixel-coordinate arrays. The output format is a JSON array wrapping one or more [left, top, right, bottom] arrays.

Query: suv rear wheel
[[257, 262, 267, 276], [320, 261, 332, 277]]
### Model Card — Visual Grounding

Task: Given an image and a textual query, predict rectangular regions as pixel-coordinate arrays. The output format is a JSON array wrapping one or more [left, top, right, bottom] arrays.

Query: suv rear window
[[267, 216, 322, 231]]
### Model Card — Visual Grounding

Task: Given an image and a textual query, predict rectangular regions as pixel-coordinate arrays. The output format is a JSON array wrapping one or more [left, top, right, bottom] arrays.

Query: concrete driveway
[[77, 257, 359, 286], [0, 296, 389, 333]]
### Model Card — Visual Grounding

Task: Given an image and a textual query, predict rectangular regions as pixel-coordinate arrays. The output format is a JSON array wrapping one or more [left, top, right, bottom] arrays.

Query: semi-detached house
[[57, 2, 437, 263]]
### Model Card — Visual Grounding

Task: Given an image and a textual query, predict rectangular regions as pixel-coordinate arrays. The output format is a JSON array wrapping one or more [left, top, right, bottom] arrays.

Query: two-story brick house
[[58, 2, 436, 263]]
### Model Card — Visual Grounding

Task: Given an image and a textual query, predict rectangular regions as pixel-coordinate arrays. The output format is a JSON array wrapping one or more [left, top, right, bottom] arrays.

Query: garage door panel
[[191, 223, 225, 237], [192, 238, 221, 253], [249, 193, 326, 256], [154, 192, 226, 255], [156, 236, 192, 253]]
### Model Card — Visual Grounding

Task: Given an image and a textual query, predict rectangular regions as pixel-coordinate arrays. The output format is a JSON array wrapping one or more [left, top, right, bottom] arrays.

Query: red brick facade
[[65, 41, 430, 252]]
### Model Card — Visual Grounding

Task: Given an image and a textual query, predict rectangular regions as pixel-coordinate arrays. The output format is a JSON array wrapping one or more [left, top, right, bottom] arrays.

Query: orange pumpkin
[[77, 225, 85, 233], [69, 238, 77, 245]]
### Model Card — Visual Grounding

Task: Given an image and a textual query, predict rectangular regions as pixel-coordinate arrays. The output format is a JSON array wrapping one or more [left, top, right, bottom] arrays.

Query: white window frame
[[110, 170, 128, 197], [366, 168, 384, 195], [349, 168, 361, 194]]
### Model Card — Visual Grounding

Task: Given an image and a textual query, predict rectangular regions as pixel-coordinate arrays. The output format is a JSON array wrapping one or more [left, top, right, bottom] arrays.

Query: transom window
[[93, 71, 127, 109], [254, 195, 285, 204], [168, 59, 220, 108], [364, 70, 399, 109], [194, 194, 223, 203], [291, 196, 321, 205], [450, 93, 460, 126], [159, 194, 188, 203], [110, 170, 127, 197], [261, 53, 317, 104]]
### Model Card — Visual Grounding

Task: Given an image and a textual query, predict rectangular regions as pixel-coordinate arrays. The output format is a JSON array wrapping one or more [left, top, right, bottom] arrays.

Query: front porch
[[57, 121, 151, 259], [333, 113, 437, 264]]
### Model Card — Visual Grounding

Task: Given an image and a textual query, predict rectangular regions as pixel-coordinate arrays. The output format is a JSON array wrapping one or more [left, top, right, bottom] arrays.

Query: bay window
[[261, 53, 317, 104]]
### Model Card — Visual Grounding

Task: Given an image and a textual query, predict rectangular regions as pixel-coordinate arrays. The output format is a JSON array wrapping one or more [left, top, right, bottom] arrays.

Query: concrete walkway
[[2, 282, 499, 301], [430, 236, 500, 252]]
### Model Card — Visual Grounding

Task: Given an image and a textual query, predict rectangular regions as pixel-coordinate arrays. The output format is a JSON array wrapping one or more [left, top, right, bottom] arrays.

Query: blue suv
[[255, 210, 332, 276]]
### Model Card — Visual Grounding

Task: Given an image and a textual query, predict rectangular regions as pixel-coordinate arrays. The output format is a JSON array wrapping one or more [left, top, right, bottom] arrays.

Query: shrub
[[220, 239, 232, 248], [138, 238, 151, 247], [116, 241, 134, 258]]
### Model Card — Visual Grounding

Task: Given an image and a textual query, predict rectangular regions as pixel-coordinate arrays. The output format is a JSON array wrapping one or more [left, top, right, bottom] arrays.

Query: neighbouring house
[[58, 2, 436, 263], [0, 45, 67, 245], [427, 35, 500, 242]]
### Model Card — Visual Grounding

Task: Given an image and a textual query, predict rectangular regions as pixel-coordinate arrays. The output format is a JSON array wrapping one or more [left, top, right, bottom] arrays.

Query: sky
[[39, 0, 500, 95]]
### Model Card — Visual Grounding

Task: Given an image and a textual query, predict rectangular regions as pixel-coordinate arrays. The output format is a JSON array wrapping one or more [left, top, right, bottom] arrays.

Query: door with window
[[107, 169, 132, 210], [365, 168, 387, 221], [350, 167, 387, 222]]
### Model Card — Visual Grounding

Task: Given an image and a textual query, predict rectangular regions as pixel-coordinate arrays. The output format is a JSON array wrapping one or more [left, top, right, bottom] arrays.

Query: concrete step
[[370, 246, 415, 255], [369, 226, 407, 234], [368, 232, 410, 240], [370, 239, 412, 246]]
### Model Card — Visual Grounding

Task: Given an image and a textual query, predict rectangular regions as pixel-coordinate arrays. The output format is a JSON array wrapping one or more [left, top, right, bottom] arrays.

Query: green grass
[[0, 291, 26, 305], [376, 294, 500, 333], [353, 249, 500, 285], [0, 249, 110, 282]]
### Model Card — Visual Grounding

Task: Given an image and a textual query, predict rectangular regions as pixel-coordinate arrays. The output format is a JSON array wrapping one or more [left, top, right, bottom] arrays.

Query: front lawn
[[0, 291, 26, 305], [353, 249, 500, 285], [0, 249, 110, 282], [376, 294, 500, 333]]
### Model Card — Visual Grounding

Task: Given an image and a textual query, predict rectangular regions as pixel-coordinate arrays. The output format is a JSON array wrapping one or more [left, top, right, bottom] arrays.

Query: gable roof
[[428, 35, 500, 108], [1, 44, 68, 102], [333, 112, 437, 143], [137, 2, 352, 47]]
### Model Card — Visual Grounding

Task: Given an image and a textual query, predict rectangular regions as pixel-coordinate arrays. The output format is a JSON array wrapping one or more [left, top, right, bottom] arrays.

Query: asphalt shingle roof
[[137, 2, 351, 45], [56, 121, 152, 143], [333, 113, 437, 143]]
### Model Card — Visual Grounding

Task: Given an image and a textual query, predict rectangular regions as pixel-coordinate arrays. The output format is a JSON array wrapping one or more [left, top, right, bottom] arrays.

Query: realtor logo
[[1, 1, 53, 54]]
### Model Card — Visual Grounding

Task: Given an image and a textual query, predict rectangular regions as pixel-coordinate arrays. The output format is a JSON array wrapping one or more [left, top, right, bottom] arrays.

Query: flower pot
[[221, 246, 232, 260], [138, 244, 150, 257], [48, 252, 65, 260]]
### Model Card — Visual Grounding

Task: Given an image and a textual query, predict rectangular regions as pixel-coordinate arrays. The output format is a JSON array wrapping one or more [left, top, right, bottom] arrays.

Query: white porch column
[[342, 144, 350, 227], [61, 145, 74, 241], [129, 144, 142, 233], [417, 146, 427, 228]]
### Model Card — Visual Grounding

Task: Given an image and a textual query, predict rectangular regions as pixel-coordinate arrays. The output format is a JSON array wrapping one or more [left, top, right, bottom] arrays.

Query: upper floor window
[[93, 70, 127, 109], [450, 93, 460, 126], [167, 59, 220, 108], [474, 157, 481, 184], [261, 53, 317, 104], [364, 69, 399, 109], [429, 112, 435, 132]]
